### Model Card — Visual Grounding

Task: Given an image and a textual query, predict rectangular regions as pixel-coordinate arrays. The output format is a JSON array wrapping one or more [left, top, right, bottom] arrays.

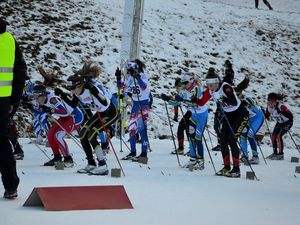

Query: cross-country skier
[[264, 93, 293, 160], [162, 72, 208, 170], [212, 60, 235, 152], [22, 80, 50, 145], [65, 61, 119, 175], [170, 77, 192, 156], [239, 94, 264, 165], [193, 68, 249, 178], [116, 60, 151, 163], [32, 84, 83, 167]]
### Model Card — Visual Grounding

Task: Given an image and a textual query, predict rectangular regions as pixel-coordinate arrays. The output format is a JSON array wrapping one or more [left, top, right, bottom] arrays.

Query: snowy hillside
[[1, 0, 300, 139], [1, 1, 300, 225]]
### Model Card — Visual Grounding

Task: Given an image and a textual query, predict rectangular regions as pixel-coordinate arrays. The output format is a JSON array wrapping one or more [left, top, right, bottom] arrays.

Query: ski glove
[[175, 95, 183, 102], [161, 94, 170, 101], [54, 88, 64, 96], [115, 67, 121, 81], [212, 92, 221, 101], [132, 73, 141, 80], [41, 105, 53, 114]]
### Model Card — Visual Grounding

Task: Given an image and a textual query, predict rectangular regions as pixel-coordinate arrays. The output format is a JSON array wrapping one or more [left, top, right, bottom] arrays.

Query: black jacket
[[0, 37, 27, 111]]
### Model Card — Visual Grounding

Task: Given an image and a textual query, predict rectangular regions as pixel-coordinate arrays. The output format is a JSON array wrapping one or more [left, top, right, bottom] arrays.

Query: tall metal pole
[[121, 0, 144, 67], [118, 0, 145, 147]]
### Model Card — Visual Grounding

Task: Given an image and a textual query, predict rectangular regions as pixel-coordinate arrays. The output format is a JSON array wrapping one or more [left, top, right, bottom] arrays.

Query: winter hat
[[32, 84, 47, 97], [134, 59, 145, 72], [267, 92, 284, 102], [174, 78, 181, 87], [66, 74, 84, 90], [224, 60, 232, 67], [205, 67, 220, 84], [0, 17, 7, 34]]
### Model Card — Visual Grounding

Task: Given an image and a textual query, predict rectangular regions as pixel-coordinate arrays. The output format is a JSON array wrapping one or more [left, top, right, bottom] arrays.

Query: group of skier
[[11, 58, 294, 179], [161, 60, 294, 178], [14, 60, 151, 176]]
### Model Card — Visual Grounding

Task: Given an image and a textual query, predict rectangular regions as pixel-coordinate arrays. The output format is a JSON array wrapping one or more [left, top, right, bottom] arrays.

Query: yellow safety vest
[[0, 32, 15, 97]]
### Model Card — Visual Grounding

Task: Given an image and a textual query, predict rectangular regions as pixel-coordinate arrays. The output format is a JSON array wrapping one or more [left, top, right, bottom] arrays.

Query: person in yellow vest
[[0, 18, 27, 199]]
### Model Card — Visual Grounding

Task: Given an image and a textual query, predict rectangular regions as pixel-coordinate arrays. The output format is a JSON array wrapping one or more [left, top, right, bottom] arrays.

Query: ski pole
[[205, 127, 214, 149], [288, 131, 300, 154], [164, 101, 181, 167], [202, 134, 217, 174], [206, 127, 218, 139], [219, 104, 259, 181], [264, 118, 276, 155], [96, 111, 125, 176], [247, 121, 267, 165], [48, 115, 83, 150], [117, 94, 123, 153], [264, 118, 273, 141], [22, 126, 51, 160], [109, 123, 131, 153], [178, 105, 198, 159]]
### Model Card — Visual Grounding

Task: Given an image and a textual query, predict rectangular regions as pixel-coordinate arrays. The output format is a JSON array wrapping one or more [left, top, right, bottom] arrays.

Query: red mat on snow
[[23, 185, 133, 211]]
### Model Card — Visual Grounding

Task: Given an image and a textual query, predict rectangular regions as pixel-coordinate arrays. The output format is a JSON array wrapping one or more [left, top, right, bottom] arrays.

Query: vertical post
[[121, 0, 144, 66], [118, 0, 145, 144], [130, 0, 144, 60]]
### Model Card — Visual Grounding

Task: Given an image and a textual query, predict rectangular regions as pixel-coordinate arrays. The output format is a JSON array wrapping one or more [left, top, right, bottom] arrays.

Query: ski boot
[[170, 148, 184, 155], [212, 144, 221, 151], [77, 164, 97, 174], [225, 166, 241, 178], [132, 152, 148, 164], [273, 153, 284, 160], [3, 189, 18, 199], [64, 155, 74, 168], [216, 166, 231, 176], [122, 152, 136, 160], [89, 160, 109, 175], [266, 152, 277, 160], [250, 156, 259, 165], [43, 154, 62, 166]]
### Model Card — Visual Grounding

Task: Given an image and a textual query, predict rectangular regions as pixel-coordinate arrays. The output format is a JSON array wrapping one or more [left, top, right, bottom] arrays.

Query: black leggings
[[177, 111, 191, 149], [271, 120, 293, 154], [213, 106, 224, 144], [79, 103, 118, 165], [255, 0, 272, 9], [219, 106, 249, 168], [0, 110, 19, 192]]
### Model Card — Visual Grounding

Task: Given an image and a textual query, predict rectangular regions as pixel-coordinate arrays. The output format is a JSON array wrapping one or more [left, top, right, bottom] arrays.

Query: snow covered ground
[[1, 137, 300, 225], [0, 0, 300, 224]]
